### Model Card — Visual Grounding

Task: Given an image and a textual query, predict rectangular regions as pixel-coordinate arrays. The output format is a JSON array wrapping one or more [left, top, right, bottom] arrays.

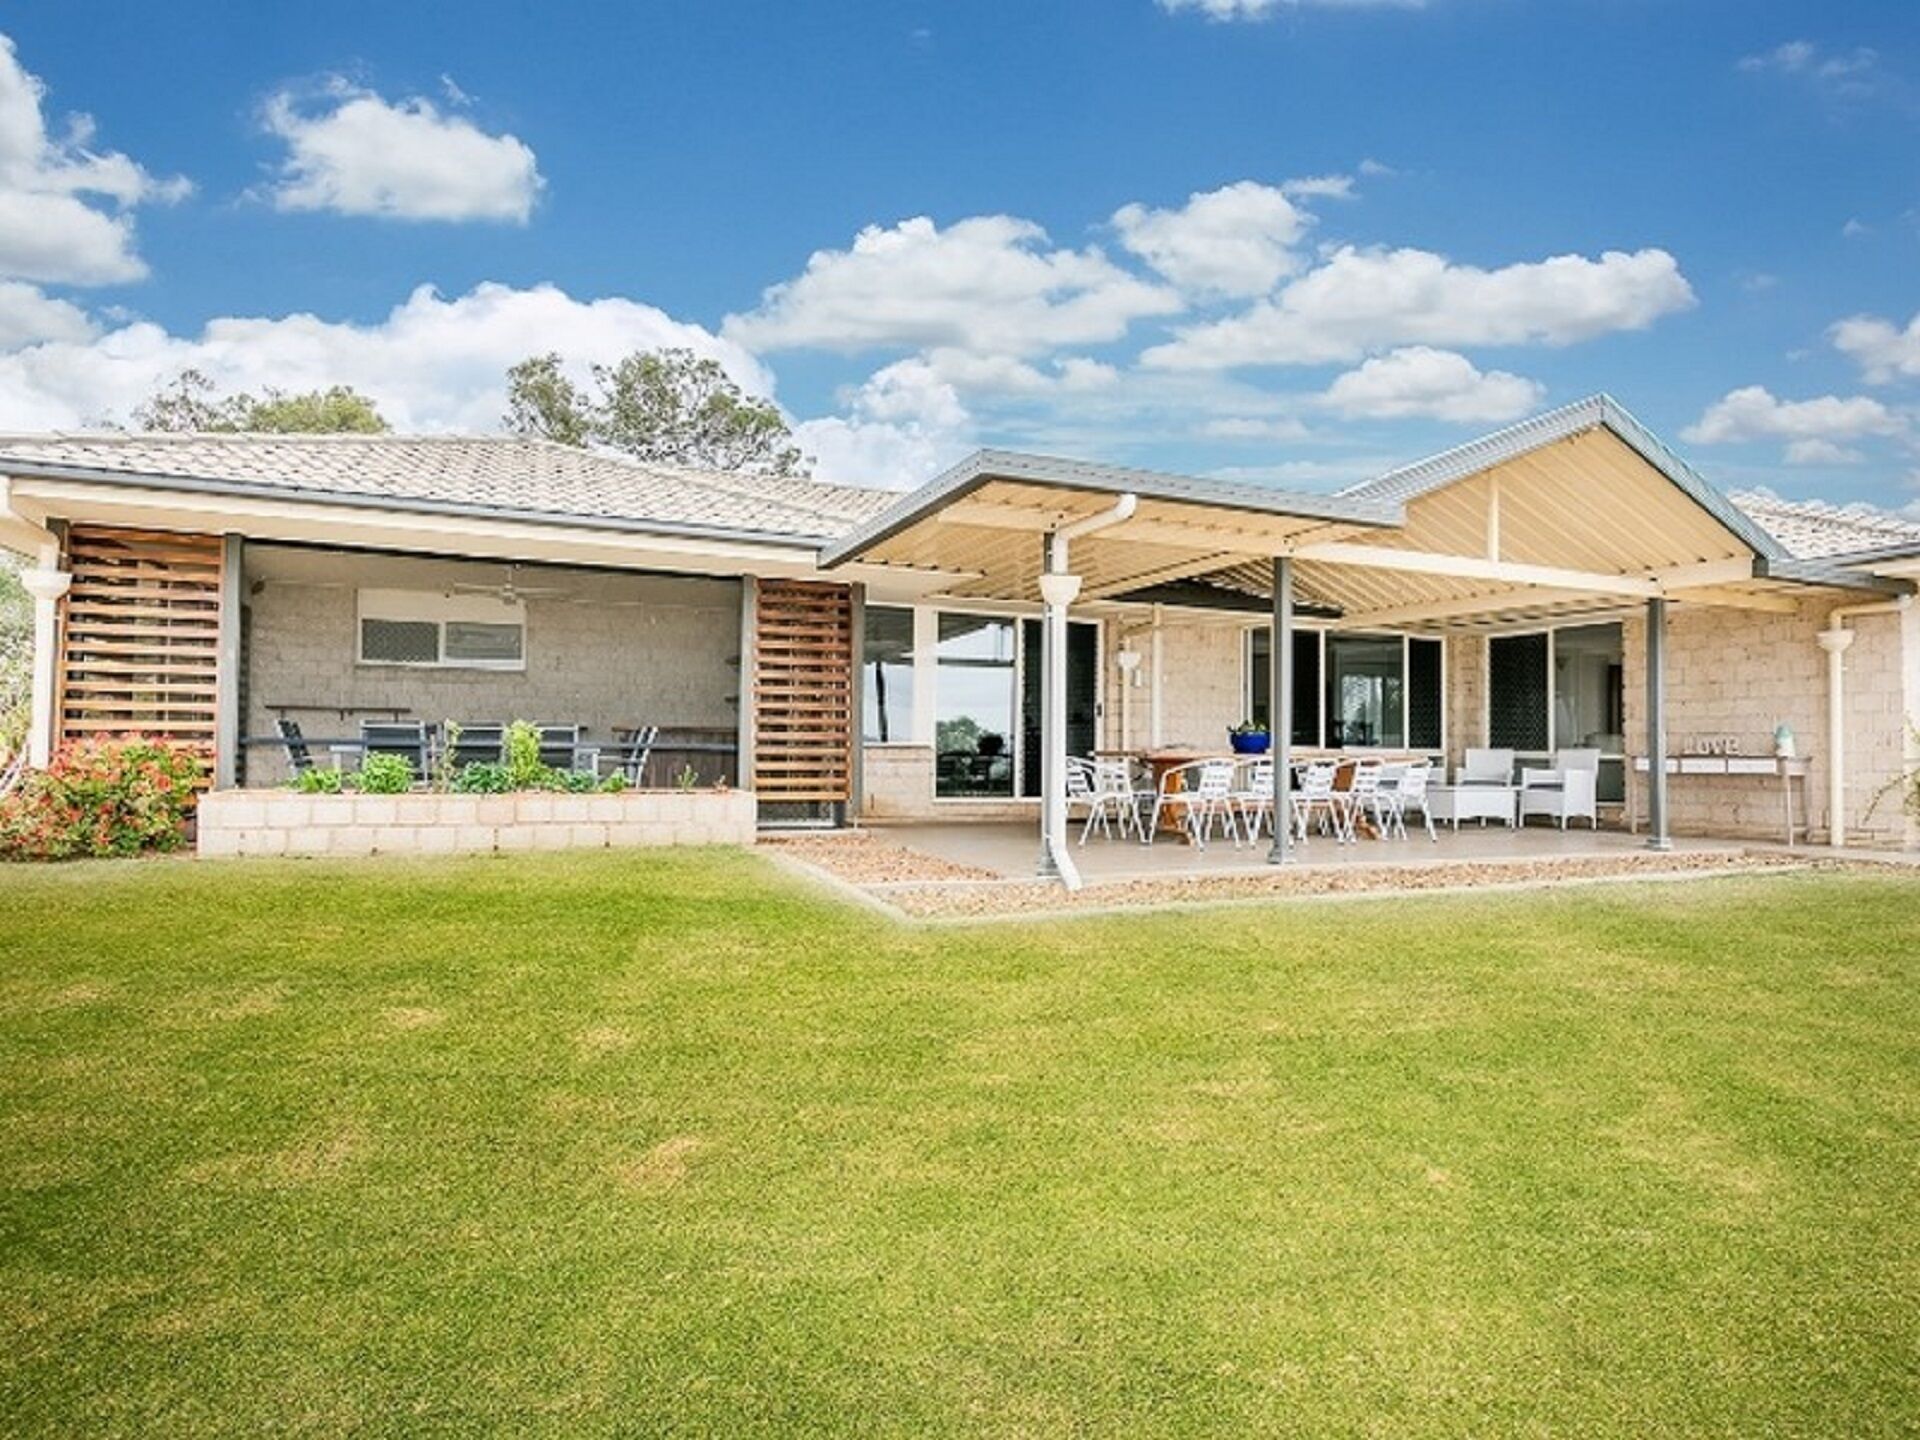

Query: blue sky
[[0, 1, 1916, 510]]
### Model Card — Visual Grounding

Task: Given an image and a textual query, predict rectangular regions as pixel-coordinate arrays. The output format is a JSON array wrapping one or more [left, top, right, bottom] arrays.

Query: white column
[[20, 561, 71, 768], [1268, 555, 1295, 864], [1036, 564, 1082, 889], [1816, 626, 1855, 849]]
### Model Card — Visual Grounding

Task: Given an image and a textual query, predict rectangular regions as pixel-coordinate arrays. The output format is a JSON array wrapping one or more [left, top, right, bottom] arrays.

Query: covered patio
[[827, 398, 1893, 888]]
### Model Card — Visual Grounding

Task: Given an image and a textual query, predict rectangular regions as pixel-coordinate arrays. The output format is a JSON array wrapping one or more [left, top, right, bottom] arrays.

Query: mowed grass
[[1, 853, 1917, 1438]]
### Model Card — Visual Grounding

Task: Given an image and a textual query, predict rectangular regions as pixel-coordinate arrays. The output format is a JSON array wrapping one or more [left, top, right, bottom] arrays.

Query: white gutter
[[1818, 594, 1913, 848], [1039, 493, 1139, 890]]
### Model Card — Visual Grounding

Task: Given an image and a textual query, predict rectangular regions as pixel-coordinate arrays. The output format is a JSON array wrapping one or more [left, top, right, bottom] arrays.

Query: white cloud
[[1113, 181, 1315, 298], [1158, 0, 1427, 18], [792, 358, 974, 488], [1200, 415, 1312, 441], [1321, 346, 1544, 422], [1143, 244, 1694, 368], [1280, 174, 1356, 200], [260, 78, 542, 223], [0, 281, 766, 431], [1783, 438, 1864, 466], [1681, 385, 1906, 461], [1830, 310, 1920, 384], [0, 280, 92, 349], [0, 33, 190, 288], [722, 214, 1180, 356], [1738, 39, 1881, 98]]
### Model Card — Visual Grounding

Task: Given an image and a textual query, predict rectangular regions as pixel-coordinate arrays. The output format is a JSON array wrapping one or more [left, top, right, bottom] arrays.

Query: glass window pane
[[444, 620, 523, 663], [1248, 629, 1322, 746], [935, 614, 1015, 797], [1019, 619, 1098, 797], [1407, 638, 1444, 750], [1552, 623, 1624, 752], [361, 618, 439, 664], [1326, 634, 1404, 749], [1488, 632, 1550, 751], [862, 606, 916, 743]]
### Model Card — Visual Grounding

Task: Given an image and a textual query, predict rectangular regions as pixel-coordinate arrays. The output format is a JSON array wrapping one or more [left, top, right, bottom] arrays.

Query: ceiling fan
[[449, 563, 570, 606]]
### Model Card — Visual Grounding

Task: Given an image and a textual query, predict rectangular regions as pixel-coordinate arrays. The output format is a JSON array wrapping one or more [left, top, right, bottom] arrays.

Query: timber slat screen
[[56, 527, 223, 766], [752, 579, 854, 804]]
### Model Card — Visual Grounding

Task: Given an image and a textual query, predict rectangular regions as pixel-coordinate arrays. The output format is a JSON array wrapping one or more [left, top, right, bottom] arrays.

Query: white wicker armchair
[[1519, 748, 1602, 829]]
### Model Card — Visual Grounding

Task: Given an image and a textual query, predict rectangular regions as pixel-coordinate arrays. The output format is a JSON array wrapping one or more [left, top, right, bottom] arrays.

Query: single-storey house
[[2, 394, 1917, 873]]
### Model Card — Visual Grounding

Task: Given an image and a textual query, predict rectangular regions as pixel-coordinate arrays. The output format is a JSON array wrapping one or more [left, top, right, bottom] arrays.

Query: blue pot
[[1230, 731, 1271, 755]]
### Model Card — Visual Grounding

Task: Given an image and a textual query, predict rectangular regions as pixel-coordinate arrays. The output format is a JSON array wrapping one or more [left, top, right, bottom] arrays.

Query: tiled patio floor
[[869, 818, 1749, 884]]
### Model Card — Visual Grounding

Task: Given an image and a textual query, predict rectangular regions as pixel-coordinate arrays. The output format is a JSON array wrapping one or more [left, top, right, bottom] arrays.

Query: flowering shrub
[[0, 735, 206, 861]]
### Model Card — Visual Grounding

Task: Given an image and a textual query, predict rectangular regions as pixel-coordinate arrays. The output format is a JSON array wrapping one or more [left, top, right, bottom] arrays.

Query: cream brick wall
[[198, 788, 757, 857], [1444, 634, 1485, 772], [242, 545, 740, 785], [1621, 598, 1915, 846]]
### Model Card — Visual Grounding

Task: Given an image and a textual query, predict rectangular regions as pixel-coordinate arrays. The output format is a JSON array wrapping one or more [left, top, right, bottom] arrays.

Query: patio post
[[20, 536, 69, 769], [1645, 596, 1671, 852], [1268, 554, 1295, 864], [1036, 536, 1082, 889], [214, 534, 243, 789]]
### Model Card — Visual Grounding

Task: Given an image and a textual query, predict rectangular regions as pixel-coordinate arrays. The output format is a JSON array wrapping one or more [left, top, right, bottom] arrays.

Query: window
[[862, 606, 916, 743], [935, 614, 1016, 797], [357, 589, 526, 671], [1487, 632, 1550, 751], [1326, 634, 1404, 749], [1407, 638, 1445, 750], [1246, 628, 1323, 747], [1552, 623, 1624, 753]]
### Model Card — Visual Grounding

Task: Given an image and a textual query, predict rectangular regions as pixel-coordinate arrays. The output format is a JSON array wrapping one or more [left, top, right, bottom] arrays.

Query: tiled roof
[[0, 432, 900, 542], [1728, 490, 1920, 562]]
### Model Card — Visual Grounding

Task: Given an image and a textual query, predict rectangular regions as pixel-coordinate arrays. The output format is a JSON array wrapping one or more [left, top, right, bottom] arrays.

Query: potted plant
[[1229, 720, 1271, 755]]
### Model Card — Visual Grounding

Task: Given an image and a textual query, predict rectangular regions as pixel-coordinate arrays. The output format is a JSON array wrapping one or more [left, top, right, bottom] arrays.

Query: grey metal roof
[[818, 447, 1401, 570], [0, 432, 898, 547], [1340, 393, 1791, 563]]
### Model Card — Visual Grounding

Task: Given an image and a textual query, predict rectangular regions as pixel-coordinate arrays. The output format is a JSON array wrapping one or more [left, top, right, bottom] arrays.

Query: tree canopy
[[133, 370, 390, 434], [504, 349, 809, 476]]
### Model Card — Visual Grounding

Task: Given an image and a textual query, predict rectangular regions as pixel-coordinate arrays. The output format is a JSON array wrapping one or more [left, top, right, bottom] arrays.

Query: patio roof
[[821, 396, 1907, 623]]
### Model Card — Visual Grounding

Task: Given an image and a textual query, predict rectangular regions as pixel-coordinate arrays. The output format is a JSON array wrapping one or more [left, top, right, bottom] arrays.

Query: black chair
[[276, 718, 316, 775], [449, 723, 505, 768], [535, 724, 596, 774], [360, 720, 428, 774]]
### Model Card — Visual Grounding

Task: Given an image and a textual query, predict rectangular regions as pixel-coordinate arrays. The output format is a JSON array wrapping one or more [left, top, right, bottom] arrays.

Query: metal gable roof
[[1340, 394, 1790, 564]]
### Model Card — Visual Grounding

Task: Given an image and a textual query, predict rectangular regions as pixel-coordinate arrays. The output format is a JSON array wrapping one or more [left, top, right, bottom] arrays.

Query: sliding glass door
[[1018, 619, 1099, 798]]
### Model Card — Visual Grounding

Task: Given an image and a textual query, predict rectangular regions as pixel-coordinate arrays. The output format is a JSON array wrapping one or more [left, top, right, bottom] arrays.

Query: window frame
[[1244, 625, 1445, 754], [355, 588, 528, 672]]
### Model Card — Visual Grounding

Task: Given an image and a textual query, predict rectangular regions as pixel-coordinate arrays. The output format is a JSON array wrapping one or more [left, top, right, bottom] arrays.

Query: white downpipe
[[20, 542, 69, 770], [1818, 594, 1912, 849], [1040, 494, 1138, 889], [1149, 605, 1165, 749]]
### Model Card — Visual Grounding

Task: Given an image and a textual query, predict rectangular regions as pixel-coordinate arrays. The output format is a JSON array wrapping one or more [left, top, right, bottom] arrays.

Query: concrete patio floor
[[869, 818, 1751, 884]]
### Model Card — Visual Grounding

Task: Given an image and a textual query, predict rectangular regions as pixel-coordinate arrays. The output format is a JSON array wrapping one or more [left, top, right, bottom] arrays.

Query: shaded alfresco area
[[823, 397, 1906, 887]]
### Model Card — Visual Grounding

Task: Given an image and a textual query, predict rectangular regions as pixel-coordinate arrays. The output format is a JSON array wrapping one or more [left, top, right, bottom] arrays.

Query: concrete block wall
[[242, 545, 741, 785], [198, 788, 757, 858], [1621, 599, 1916, 847]]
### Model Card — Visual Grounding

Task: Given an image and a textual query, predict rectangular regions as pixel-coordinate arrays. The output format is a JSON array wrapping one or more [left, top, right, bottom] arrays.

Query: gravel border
[[762, 837, 1873, 923]]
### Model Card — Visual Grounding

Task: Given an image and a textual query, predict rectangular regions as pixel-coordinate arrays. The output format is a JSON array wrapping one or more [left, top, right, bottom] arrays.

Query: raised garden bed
[[197, 788, 756, 858]]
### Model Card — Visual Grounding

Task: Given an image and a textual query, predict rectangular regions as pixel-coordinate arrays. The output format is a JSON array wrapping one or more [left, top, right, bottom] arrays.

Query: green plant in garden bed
[[289, 766, 345, 795], [0, 734, 205, 860], [353, 752, 415, 794]]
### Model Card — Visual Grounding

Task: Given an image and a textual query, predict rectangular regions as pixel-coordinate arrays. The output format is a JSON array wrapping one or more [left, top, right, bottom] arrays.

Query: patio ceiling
[[821, 398, 1906, 626]]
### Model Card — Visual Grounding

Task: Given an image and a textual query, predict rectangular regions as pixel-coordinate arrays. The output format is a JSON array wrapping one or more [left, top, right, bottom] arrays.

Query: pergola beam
[[1291, 540, 1665, 599]]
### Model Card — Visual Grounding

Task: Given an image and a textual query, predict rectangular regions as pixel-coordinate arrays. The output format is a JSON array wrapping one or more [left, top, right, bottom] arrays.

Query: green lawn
[[2, 853, 1917, 1437]]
